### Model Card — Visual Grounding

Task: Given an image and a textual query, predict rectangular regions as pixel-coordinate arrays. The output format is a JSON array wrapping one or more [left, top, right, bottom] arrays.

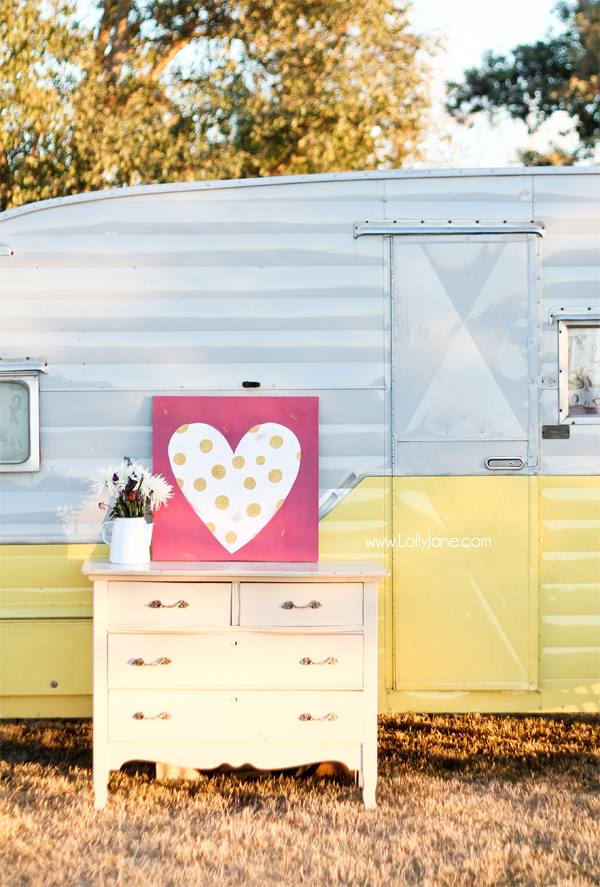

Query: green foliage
[[0, 0, 434, 210], [446, 0, 600, 162]]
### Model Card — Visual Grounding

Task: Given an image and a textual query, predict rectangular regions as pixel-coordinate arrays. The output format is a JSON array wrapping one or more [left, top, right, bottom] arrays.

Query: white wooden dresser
[[82, 560, 387, 809]]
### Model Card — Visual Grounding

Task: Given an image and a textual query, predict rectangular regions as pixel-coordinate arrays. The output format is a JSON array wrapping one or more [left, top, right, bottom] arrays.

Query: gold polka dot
[[269, 469, 283, 483], [206, 522, 215, 533], [247, 503, 261, 517], [176, 424, 189, 434], [212, 464, 226, 479], [256, 455, 265, 465], [193, 477, 206, 491], [270, 435, 283, 449], [297, 451, 301, 461], [215, 495, 229, 510], [249, 424, 260, 433], [277, 499, 285, 509], [173, 452, 186, 465], [176, 478, 184, 489], [225, 531, 237, 544], [253, 533, 258, 538], [200, 439, 213, 453], [232, 456, 245, 469], [244, 477, 256, 490]]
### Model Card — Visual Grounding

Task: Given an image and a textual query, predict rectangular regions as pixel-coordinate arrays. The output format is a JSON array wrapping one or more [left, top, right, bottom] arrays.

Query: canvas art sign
[[152, 396, 318, 561]]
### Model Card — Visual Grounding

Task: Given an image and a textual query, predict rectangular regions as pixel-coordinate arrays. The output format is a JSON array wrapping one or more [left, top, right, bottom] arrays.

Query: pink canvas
[[152, 396, 319, 561]]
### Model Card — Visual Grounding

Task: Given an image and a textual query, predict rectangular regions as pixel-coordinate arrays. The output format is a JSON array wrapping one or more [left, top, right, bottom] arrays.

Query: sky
[[407, 0, 583, 167], [77, 0, 589, 169]]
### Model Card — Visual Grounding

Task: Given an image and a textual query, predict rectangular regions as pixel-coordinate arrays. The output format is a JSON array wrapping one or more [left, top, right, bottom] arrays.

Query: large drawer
[[108, 632, 364, 689], [108, 689, 364, 744], [108, 582, 231, 628], [239, 583, 363, 627]]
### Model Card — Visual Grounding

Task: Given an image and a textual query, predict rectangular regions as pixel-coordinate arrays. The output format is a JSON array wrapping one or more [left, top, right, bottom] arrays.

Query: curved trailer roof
[[1, 165, 598, 222]]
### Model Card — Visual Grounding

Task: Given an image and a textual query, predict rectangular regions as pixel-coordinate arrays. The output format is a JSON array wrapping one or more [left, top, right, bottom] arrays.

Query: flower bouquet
[[90, 456, 173, 564]]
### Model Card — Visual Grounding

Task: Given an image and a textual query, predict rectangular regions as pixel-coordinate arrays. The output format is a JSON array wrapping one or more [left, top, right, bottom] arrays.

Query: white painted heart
[[168, 422, 301, 553]]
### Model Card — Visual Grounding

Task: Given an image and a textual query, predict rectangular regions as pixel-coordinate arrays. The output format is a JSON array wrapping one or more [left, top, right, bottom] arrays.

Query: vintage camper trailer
[[0, 166, 598, 718]]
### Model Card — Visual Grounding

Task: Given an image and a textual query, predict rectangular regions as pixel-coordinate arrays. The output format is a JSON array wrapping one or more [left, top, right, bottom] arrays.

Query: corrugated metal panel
[[0, 179, 389, 543], [536, 175, 600, 475], [383, 175, 534, 221], [0, 170, 598, 542]]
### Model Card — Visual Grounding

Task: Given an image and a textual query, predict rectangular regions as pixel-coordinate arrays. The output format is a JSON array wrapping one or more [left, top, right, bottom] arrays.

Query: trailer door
[[391, 231, 539, 690]]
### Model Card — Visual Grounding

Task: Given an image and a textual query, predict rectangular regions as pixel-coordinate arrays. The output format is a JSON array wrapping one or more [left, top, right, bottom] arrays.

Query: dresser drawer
[[239, 583, 363, 626], [107, 582, 231, 628], [108, 632, 364, 689], [108, 689, 364, 744]]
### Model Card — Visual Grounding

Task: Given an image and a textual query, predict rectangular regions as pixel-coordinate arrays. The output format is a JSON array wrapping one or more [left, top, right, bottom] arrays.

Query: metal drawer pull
[[299, 656, 338, 666], [282, 600, 322, 610], [132, 657, 172, 667], [299, 712, 339, 722], [149, 599, 189, 609], [132, 711, 171, 720]]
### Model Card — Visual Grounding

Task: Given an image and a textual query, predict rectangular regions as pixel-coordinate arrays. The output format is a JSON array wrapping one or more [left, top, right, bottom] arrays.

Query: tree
[[445, 0, 599, 164], [0, 0, 434, 210]]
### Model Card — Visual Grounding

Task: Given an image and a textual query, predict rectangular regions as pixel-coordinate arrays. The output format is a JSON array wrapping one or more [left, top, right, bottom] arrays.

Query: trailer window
[[0, 366, 44, 471], [559, 323, 600, 423], [0, 381, 30, 463]]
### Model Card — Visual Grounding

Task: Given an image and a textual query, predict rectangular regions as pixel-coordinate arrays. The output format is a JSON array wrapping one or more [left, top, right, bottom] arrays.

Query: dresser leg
[[93, 777, 108, 809], [361, 766, 377, 810], [93, 755, 108, 809]]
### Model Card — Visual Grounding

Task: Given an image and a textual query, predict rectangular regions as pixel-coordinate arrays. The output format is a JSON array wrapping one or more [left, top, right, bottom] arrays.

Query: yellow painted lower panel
[[539, 680, 600, 714], [0, 696, 92, 718], [393, 476, 534, 690], [319, 476, 394, 694], [386, 689, 542, 714], [541, 584, 600, 616], [0, 620, 92, 696], [1, 475, 598, 716], [541, 647, 600, 681], [0, 543, 105, 618]]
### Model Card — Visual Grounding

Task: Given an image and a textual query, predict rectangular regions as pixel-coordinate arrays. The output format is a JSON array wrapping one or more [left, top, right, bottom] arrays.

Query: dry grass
[[1, 714, 598, 887]]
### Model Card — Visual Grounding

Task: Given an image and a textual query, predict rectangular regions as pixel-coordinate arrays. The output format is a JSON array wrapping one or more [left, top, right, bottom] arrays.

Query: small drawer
[[107, 582, 231, 628], [108, 689, 364, 744], [239, 583, 363, 627], [108, 632, 364, 689]]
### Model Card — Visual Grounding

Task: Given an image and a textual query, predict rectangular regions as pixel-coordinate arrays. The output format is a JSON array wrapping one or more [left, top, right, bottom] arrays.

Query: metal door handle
[[485, 457, 525, 470], [298, 712, 339, 722], [299, 656, 338, 666], [132, 657, 172, 667]]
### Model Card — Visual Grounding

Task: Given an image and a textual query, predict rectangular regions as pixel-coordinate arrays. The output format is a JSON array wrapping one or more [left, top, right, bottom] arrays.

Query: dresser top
[[81, 559, 388, 580]]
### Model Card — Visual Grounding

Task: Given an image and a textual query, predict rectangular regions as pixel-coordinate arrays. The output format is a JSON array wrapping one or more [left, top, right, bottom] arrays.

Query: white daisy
[[88, 465, 120, 499], [146, 474, 174, 511]]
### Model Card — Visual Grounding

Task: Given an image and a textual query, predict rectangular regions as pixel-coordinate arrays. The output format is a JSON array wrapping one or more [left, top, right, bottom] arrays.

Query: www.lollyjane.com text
[[365, 534, 491, 550]]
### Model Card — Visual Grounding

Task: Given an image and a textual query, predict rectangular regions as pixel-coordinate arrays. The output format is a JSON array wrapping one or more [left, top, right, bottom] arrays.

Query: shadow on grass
[[378, 713, 600, 786], [1, 714, 598, 790]]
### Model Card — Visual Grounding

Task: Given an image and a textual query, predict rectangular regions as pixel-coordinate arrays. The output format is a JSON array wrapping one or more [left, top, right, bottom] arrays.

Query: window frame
[[558, 320, 600, 425], [0, 366, 44, 471]]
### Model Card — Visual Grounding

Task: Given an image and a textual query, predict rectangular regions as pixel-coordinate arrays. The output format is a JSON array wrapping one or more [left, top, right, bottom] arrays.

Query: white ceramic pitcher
[[101, 517, 153, 564]]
